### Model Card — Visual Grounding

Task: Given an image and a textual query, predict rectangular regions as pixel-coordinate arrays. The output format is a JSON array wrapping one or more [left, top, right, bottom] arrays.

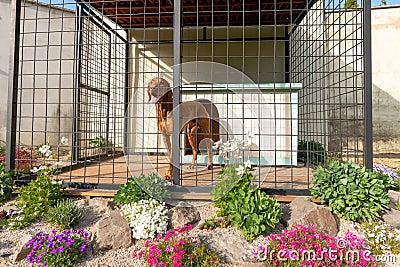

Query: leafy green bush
[[7, 172, 64, 229], [45, 199, 82, 229], [310, 160, 393, 222], [0, 165, 13, 204], [298, 140, 326, 166], [211, 164, 282, 241], [114, 173, 170, 205]]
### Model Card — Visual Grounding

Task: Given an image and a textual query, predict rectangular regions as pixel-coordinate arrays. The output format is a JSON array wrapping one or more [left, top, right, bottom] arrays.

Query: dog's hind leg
[[186, 122, 199, 169], [162, 133, 173, 181]]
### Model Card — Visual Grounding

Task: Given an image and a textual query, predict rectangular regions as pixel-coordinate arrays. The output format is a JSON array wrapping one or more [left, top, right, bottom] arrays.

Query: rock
[[12, 234, 32, 262], [388, 190, 400, 208], [382, 209, 400, 229], [168, 204, 201, 228], [94, 210, 132, 251], [285, 197, 339, 237], [199, 230, 253, 263]]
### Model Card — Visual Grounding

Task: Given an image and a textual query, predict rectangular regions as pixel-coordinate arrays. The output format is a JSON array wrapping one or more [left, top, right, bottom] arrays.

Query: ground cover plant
[[45, 198, 82, 230], [133, 224, 219, 267], [251, 224, 376, 267], [120, 198, 169, 239], [357, 220, 400, 255], [310, 160, 395, 222], [26, 229, 89, 267]]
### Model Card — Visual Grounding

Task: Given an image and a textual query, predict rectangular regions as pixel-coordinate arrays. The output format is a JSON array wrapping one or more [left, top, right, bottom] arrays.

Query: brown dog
[[147, 77, 219, 180]]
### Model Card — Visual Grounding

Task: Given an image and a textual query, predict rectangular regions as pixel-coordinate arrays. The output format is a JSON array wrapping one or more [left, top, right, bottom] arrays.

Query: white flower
[[55, 161, 64, 167], [60, 136, 69, 145], [236, 164, 245, 176], [121, 199, 168, 240], [212, 140, 223, 150], [244, 160, 253, 169], [39, 145, 52, 157]]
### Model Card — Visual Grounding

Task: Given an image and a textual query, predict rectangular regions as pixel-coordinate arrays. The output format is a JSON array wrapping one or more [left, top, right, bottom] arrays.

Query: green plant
[[133, 225, 219, 267], [26, 229, 89, 267], [114, 173, 170, 205], [0, 165, 13, 204], [297, 140, 326, 166], [89, 136, 113, 148], [45, 199, 82, 229], [395, 198, 400, 211], [357, 220, 400, 255], [228, 187, 282, 241], [211, 164, 282, 241], [310, 160, 392, 222], [7, 171, 64, 229], [199, 218, 215, 230]]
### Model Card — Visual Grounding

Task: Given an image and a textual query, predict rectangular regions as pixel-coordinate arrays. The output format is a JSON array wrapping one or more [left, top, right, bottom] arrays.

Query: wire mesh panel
[[6, 0, 371, 193]]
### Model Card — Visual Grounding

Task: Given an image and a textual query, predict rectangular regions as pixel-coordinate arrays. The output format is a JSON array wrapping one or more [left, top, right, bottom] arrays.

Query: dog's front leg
[[162, 133, 173, 181]]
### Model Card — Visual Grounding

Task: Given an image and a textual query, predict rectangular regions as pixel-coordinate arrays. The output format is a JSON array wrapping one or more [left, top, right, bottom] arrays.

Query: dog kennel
[[5, 0, 372, 194]]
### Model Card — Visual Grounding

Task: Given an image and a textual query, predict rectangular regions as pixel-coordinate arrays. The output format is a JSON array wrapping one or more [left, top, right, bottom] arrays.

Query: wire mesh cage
[[5, 0, 372, 194]]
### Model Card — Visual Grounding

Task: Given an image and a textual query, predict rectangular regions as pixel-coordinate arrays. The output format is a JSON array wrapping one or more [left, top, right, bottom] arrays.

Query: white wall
[[371, 5, 400, 153], [0, 0, 11, 145]]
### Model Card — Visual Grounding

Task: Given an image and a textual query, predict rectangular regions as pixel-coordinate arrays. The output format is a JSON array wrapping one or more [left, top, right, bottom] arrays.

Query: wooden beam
[[64, 188, 320, 203]]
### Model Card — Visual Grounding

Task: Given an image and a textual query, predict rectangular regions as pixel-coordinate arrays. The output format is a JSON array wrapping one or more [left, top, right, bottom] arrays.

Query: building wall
[[0, 0, 11, 146], [371, 5, 400, 154], [0, 0, 75, 148]]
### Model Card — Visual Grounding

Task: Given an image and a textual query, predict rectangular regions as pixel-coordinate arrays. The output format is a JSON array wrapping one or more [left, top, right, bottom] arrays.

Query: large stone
[[199, 230, 253, 263], [382, 209, 400, 229], [12, 235, 32, 262], [388, 190, 400, 209], [285, 197, 339, 237], [168, 205, 201, 228], [94, 210, 132, 251]]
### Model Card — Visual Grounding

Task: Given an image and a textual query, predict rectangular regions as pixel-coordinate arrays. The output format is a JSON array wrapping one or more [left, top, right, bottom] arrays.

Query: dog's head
[[147, 77, 171, 103]]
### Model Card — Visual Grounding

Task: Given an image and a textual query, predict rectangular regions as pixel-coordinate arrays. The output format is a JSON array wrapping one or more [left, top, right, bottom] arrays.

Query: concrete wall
[[0, 0, 76, 149], [371, 5, 400, 154], [0, 0, 11, 146]]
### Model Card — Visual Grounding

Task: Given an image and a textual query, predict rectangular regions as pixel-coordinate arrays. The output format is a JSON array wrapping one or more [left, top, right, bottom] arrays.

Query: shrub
[[297, 140, 326, 166], [7, 171, 64, 229], [357, 220, 400, 255], [211, 163, 282, 241], [121, 198, 168, 239], [114, 173, 170, 205], [26, 229, 89, 267], [45, 199, 82, 230], [133, 225, 219, 267], [310, 160, 392, 222], [0, 165, 13, 204], [251, 225, 375, 267]]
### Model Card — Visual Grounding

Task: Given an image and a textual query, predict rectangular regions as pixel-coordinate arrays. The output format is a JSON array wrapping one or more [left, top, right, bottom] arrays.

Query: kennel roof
[[80, 0, 316, 28]]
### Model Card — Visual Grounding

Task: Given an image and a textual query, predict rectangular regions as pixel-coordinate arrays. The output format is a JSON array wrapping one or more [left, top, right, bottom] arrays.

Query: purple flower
[[79, 244, 87, 252], [57, 246, 65, 253], [42, 262, 46, 267], [373, 163, 400, 180], [51, 249, 57, 255]]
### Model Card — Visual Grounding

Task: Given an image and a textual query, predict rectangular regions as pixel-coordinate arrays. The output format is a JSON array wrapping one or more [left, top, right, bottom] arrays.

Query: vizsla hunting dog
[[147, 77, 219, 181]]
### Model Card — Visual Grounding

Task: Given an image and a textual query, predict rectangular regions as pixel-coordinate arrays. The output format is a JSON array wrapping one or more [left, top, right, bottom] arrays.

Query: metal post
[[6, 0, 22, 172], [172, 0, 181, 184], [363, 0, 373, 169]]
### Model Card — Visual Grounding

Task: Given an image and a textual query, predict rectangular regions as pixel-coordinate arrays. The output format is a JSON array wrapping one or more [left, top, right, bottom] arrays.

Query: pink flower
[[188, 254, 193, 259], [165, 246, 174, 253]]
